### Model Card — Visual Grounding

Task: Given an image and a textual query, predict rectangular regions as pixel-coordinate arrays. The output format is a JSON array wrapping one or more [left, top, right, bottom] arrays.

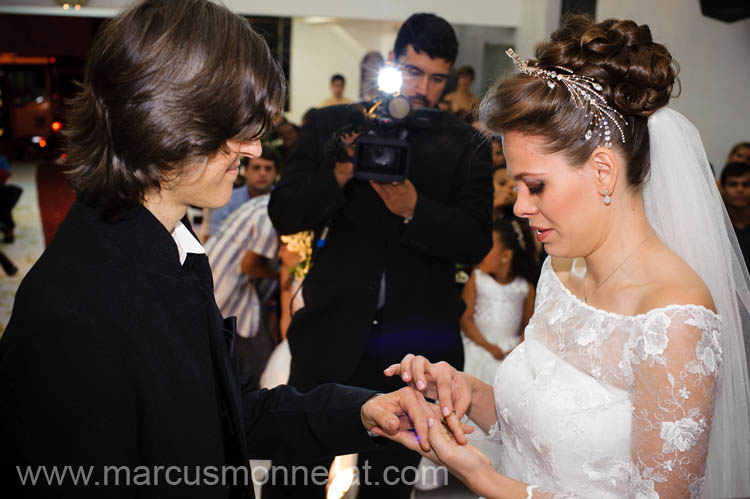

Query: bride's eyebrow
[[510, 171, 536, 181]]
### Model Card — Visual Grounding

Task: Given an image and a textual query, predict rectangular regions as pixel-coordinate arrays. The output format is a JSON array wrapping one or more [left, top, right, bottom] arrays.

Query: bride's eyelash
[[528, 182, 544, 194]]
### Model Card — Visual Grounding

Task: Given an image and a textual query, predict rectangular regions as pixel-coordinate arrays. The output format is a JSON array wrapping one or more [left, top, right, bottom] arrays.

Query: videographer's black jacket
[[269, 104, 493, 387]]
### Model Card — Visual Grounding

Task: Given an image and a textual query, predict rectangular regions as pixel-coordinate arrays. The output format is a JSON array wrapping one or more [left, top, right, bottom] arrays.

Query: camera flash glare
[[377, 67, 402, 94]]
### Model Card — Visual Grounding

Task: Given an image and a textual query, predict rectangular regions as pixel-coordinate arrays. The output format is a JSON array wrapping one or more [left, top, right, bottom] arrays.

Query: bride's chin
[[543, 245, 561, 257], [544, 246, 580, 260]]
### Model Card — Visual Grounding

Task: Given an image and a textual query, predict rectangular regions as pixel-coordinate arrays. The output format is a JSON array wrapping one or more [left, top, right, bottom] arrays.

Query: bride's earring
[[603, 188, 611, 205]]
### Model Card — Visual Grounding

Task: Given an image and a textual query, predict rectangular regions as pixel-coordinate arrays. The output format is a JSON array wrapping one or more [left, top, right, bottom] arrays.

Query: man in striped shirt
[[206, 190, 279, 390], [203, 148, 279, 241]]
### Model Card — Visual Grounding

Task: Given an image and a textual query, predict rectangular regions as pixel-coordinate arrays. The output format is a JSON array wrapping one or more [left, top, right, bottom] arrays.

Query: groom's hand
[[360, 387, 433, 452]]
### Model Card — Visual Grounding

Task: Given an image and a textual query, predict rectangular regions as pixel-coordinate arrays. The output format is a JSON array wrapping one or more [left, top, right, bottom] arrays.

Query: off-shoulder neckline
[[544, 257, 721, 321]]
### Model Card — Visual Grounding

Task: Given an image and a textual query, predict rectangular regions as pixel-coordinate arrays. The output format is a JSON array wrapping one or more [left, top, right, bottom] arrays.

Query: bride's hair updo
[[480, 15, 678, 189]]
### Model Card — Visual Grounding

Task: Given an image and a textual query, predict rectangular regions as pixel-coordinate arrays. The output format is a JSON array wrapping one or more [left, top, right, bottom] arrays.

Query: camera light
[[377, 67, 402, 94]]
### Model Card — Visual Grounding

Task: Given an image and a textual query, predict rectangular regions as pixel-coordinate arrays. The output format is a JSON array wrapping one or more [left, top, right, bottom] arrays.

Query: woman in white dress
[[383, 15, 750, 499]]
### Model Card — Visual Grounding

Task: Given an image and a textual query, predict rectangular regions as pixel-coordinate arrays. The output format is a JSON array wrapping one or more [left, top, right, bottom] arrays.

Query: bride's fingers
[[426, 417, 456, 463], [383, 363, 401, 377], [442, 410, 467, 445], [454, 383, 472, 421], [401, 387, 433, 452], [399, 353, 416, 383], [411, 355, 430, 391], [383, 355, 415, 383], [460, 422, 475, 434], [431, 362, 457, 419]]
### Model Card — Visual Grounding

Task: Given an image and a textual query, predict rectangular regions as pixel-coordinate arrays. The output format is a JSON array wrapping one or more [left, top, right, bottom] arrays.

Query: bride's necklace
[[583, 233, 655, 304]]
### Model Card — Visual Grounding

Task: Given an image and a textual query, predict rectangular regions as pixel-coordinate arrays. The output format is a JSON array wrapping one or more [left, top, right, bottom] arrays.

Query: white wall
[[514, 0, 561, 63], [0, 0, 521, 26], [287, 18, 398, 124], [597, 0, 750, 172], [452, 24, 516, 95]]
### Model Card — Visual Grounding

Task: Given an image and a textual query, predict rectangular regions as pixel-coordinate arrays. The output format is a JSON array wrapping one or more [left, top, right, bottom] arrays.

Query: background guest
[[320, 73, 351, 107], [720, 161, 750, 271], [0, 153, 22, 244], [206, 179, 281, 391], [443, 65, 480, 115], [727, 141, 750, 165], [203, 148, 279, 241], [490, 137, 505, 169], [0, 153, 20, 276], [275, 121, 300, 170], [492, 168, 517, 222], [460, 217, 537, 379]]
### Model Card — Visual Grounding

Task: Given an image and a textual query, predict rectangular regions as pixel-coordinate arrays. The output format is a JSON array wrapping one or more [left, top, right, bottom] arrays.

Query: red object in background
[[49, 57, 56, 64], [36, 162, 76, 246], [51, 121, 62, 132]]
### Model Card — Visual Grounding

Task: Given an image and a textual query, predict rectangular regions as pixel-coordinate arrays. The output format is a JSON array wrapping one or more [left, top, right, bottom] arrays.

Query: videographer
[[268, 13, 493, 498]]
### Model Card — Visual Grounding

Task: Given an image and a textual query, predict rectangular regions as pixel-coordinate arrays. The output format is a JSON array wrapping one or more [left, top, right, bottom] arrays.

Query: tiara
[[506, 48, 626, 148]]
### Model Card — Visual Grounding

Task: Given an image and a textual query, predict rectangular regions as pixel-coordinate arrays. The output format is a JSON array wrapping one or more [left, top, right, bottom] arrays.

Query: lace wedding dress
[[488, 258, 722, 498], [462, 269, 527, 385]]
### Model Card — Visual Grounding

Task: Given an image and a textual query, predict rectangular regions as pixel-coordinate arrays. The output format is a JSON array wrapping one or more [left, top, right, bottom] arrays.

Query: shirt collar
[[171, 221, 206, 265]]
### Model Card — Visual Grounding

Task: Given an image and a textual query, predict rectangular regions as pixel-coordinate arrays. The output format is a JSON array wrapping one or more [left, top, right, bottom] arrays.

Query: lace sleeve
[[627, 307, 722, 498]]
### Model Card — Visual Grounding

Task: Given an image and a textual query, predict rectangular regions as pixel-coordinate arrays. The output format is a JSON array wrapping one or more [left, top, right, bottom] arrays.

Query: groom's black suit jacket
[[0, 199, 378, 498], [269, 104, 493, 390]]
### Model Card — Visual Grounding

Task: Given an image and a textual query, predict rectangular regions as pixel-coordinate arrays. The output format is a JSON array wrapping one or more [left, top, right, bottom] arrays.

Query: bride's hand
[[384, 354, 473, 444], [425, 417, 493, 484], [367, 398, 475, 453]]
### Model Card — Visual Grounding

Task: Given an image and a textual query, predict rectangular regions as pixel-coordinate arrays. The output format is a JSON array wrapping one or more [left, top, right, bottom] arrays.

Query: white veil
[[644, 108, 750, 498]]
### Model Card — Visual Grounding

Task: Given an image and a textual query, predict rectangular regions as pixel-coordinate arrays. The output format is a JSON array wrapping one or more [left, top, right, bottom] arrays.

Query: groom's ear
[[589, 147, 619, 196]]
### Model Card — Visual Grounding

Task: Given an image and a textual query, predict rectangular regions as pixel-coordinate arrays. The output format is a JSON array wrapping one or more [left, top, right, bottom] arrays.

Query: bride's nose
[[513, 185, 537, 218]]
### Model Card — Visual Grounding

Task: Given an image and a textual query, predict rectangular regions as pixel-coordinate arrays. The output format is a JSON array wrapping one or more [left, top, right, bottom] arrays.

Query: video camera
[[352, 65, 441, 183]]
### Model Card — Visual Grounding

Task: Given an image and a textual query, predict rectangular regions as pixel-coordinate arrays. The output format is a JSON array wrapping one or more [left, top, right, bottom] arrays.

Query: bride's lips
[[531, 226, 552, 242]]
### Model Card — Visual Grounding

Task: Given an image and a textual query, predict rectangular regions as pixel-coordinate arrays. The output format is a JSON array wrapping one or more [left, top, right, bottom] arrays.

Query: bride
[[381, 15, 750, 499]]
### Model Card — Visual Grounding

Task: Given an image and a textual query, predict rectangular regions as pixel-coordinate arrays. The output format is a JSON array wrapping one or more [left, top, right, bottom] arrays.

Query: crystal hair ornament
[[511, 219, 526, 250], [506, 48, 626, 148]]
